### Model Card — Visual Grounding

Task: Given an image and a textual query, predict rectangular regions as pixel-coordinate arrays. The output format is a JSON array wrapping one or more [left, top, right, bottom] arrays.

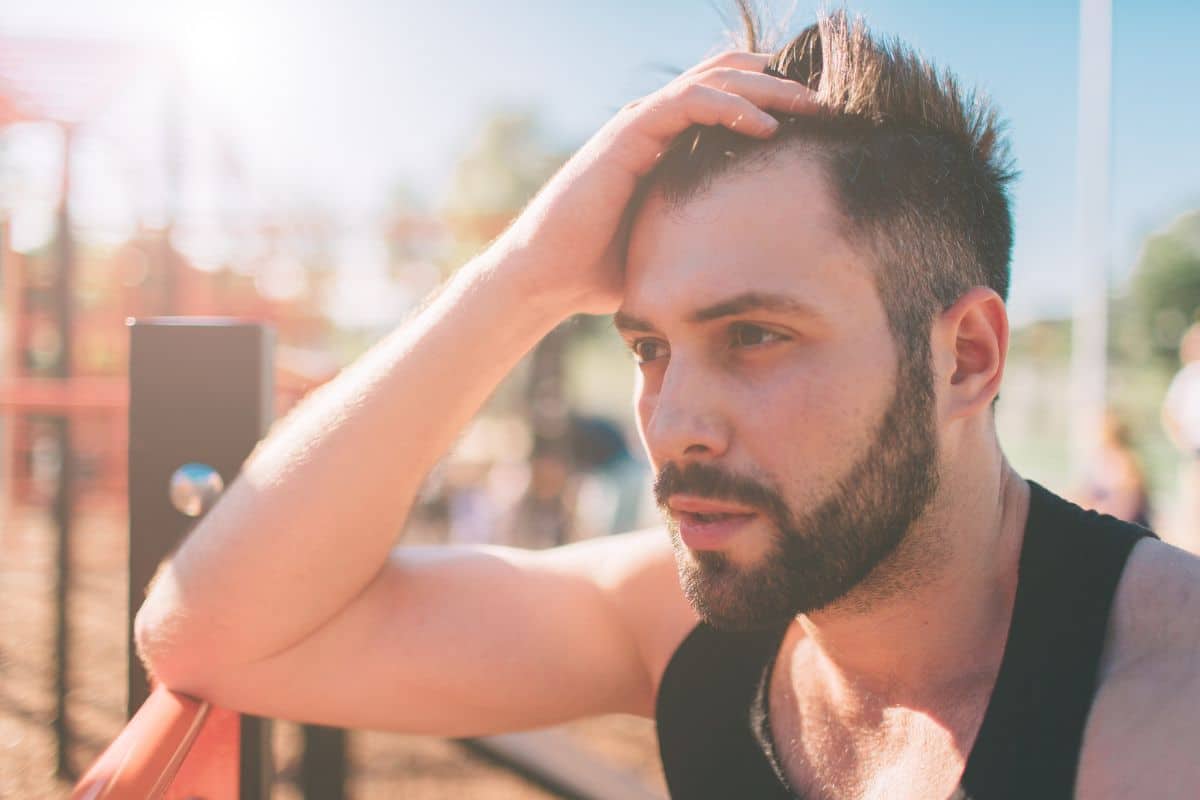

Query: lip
[[668, 495, 759, 551], [667, 495, 758, 516]]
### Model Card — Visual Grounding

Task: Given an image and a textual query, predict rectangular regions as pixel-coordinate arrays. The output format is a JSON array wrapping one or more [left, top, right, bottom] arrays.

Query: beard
[[654, 344, 940, 632]]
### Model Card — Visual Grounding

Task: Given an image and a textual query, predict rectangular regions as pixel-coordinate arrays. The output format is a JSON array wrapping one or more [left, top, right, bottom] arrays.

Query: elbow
[[134, 560, 218, 696], [133, 599, 213, 698], [133, 601, 181, 688]]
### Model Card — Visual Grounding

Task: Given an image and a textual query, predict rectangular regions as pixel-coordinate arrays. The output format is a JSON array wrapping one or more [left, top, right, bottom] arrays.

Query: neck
[[789, 450, 1030, 708]]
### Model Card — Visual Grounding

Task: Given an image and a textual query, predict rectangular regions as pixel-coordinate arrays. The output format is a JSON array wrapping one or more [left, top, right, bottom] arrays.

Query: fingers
[[679, 50, 770, 79], [691, 67, 817, 115], [660, 84, 781, 138], [638, 67, 817, 142]]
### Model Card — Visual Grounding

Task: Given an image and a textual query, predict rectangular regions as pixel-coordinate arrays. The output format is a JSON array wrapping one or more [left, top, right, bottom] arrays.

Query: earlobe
[[938, 287, 1008, 420]]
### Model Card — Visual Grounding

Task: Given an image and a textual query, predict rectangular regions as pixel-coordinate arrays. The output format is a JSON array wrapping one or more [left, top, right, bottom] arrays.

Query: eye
[[729, 322, 785, 349], [631, 338, 669, 364]]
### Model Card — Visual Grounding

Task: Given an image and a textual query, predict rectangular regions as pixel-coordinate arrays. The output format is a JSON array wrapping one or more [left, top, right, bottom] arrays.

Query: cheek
[[735, 357, 885, 485]]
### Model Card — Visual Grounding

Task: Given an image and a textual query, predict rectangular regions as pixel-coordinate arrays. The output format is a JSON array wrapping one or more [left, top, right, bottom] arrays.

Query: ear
[[932, 286, 1009, 421]]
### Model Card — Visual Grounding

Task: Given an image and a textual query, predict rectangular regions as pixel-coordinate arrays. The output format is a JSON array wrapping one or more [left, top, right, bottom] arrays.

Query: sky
[[1, 0, 1198, 326]]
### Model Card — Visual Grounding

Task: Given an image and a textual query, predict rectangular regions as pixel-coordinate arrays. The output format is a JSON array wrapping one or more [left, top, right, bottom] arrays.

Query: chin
[[676, 548, 803, 633], [672, 525, 885, 631]]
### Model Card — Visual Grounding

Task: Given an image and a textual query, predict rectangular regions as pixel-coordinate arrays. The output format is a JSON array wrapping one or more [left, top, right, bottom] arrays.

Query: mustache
[[654, 462, 792, 523]]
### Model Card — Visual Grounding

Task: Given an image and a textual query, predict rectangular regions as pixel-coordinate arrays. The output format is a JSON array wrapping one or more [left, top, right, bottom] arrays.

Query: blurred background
[[1, 0, 1198, 797]]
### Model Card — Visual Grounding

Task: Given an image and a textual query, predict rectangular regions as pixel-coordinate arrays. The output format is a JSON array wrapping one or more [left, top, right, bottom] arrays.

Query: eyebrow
[[613, 291, 820, 334]]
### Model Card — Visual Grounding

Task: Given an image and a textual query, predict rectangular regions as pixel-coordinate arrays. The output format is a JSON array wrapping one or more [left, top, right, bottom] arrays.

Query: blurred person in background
[[444, 458, 500, 546], [134, 8, 1200, 798], [569, 414, 650, 536], [1074, 411, 1152, 528], [1162, 322, 1200, 551], [499, 436, 577, 548]]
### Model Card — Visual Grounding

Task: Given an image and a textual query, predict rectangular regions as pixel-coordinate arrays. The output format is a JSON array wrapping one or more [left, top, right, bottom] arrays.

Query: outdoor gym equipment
[[71, 318, 663, 800]]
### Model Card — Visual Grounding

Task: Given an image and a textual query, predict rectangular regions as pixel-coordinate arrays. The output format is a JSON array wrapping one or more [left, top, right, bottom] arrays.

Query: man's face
[[618, 153, 941, 630]]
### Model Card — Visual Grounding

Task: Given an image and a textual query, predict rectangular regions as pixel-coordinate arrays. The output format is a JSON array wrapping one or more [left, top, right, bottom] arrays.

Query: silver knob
[[168, 463, 225, 518]]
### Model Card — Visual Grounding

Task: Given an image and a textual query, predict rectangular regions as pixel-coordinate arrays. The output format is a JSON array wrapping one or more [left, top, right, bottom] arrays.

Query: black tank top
[[655, 481, 1155, 799]]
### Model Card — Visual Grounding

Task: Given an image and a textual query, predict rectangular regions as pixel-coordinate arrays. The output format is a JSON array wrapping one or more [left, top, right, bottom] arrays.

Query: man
[[1163, 322, 1200, 551], [135, 11, 1200, 799]]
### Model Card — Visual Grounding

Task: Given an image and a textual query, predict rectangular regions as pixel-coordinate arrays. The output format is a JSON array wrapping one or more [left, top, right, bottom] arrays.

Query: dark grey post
[[127, 317, 275, 799], [302, 725, 348, 800]]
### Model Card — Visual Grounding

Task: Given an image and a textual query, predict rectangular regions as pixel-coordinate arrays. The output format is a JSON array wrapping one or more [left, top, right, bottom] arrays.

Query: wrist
[[466, 238, 587, 323]]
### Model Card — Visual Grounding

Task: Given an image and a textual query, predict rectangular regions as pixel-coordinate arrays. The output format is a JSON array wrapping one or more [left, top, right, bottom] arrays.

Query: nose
[[640, 357, 730, 465]]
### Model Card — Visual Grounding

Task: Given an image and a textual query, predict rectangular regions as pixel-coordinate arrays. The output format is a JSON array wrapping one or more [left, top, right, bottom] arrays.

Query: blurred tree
[[438, 108, 594, 511], [250, 202, 339, 343], [441, 108, 568, 269], [1127, 210, 1200, 366], [380, 179, 445, 307], [444, 108, 565, 216], [383, 181, 428, 260], [1101, 209, 1200, 501]]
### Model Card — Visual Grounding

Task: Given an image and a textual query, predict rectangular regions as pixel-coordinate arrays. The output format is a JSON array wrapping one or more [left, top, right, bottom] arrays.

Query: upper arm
[[1076, 652, 1200, 799], [1076, 539, 1200, 798], [151, 529, 694, 737]]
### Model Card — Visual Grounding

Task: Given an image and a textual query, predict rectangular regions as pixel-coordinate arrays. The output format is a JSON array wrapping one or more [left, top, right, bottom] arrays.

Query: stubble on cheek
[[668, 519, 795, 631]]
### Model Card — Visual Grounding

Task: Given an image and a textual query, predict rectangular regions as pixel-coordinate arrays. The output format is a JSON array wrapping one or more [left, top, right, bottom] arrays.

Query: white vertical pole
[[0, 219, 11, 518], [1070, 0, 1112, 479]]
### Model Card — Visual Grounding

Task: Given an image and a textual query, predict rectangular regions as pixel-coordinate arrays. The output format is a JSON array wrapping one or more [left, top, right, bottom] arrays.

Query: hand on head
[[494, 52, 817, 317]]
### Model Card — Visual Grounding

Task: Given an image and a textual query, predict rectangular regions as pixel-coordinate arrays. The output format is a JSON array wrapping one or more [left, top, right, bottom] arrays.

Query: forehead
[[623, 152, 881, 325]]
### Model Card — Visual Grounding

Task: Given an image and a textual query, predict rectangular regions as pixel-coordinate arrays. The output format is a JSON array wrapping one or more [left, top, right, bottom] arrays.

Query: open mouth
[[684, 511, 755, 524], [666, 495, 761, 549], [672, 508, 759, 550]]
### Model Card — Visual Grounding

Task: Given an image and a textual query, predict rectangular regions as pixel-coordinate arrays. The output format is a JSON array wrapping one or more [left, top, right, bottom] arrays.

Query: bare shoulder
[[1077, 538, 1200, 798], [540, 528, 700, 707], [1100, 537, 1200, 665]]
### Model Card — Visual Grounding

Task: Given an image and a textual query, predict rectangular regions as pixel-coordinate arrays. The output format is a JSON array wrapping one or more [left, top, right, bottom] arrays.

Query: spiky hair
[[646, 9, 1017, 359]]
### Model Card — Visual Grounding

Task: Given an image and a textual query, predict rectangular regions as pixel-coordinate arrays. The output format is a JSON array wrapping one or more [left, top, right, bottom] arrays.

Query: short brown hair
[[644, 9, 1017, 359]]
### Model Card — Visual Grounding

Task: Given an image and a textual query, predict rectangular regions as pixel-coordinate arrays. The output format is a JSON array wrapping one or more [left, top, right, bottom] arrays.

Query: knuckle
[[696, 50, 735, 71], [710, 66, 743, 81], [696, 66, 743, 89], [787, 90, 812, 112], [709, 50, 755, 69]]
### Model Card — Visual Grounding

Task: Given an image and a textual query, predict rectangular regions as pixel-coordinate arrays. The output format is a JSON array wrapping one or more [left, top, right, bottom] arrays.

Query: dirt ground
[[0, 501, 667, 799]]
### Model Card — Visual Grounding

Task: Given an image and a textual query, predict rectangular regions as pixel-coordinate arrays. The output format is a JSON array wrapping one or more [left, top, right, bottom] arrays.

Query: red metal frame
[[72, 685, 241, 800]]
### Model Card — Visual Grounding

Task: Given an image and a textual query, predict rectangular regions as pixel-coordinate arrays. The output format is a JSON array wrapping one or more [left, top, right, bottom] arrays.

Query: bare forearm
[[134, 50, 816, 692], [136, 247, 570, 679]]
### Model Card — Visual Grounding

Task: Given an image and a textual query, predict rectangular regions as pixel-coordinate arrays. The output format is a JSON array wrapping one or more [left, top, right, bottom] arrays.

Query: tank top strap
[[959, 481, 1155, 799], [656, 621, 793, 799]]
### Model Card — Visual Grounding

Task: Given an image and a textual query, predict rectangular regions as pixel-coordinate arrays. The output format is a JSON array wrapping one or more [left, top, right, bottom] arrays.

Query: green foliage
[[444, 109, 567, 218], [435, 108, 581, 421], [438, 108, 570, 274], [1129, 210, 1200, 365], [1007, 317, 1071, 364]]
